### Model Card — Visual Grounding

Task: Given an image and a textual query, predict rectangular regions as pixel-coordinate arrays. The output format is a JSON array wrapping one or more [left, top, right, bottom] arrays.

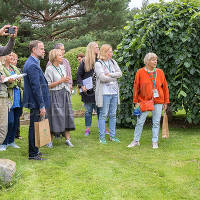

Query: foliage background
[[64, 47, 86, 82], [115, 0, 200, 127]]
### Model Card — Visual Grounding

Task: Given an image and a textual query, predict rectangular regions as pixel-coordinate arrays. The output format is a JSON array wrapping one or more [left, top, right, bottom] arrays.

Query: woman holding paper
[[77, 42, 100, 136], [0, 53, 24, 151], [45, 49, 75, 147], [95, 44, 122, 144], [11, 52, 23, 140]]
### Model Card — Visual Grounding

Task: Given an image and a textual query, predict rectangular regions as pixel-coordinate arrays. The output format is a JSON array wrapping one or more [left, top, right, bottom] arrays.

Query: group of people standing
[[0, 24, 170, 161]]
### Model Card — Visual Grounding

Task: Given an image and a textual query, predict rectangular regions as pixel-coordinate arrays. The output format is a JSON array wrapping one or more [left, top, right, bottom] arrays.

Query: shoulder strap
[[96, 59, 103, 65], [110, 59, 115, 65]]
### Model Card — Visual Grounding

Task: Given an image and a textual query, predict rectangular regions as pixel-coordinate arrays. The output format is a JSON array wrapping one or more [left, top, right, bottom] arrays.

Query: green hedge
[[115, 0, 200, 127], [64, 47, 86, 82]]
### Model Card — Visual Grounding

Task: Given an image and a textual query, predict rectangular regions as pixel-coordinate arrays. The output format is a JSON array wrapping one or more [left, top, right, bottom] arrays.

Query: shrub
[[64, 47, 86, 82], [115, 0, 200, 127]]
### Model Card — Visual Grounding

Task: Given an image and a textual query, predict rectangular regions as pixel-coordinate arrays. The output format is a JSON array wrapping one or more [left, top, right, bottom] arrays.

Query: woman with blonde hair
[[77, 42, 101, 136], [45, 49, 75, 147], [0, 53, 24, 151], [95, 44, 122, 144], [10, 52, 23, 140]]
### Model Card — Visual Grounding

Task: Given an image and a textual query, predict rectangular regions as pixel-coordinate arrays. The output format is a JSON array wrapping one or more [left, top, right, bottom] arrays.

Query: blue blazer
[[23, 56, 50, 109]]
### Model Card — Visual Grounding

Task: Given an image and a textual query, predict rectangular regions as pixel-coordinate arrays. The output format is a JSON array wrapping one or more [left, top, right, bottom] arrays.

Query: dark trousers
[[29, 109, 40, 157], [3, 107, 22, 145], [15, 107, 23, 138]]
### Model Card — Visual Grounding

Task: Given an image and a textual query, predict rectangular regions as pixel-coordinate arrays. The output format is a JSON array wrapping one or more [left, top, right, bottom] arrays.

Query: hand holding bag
[[35, 118, 51, 148], [162, 111, 169, 138]]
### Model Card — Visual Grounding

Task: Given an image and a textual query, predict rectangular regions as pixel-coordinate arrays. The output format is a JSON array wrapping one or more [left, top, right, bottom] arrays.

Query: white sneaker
[[0, 145, 7, 151], [152, 142, 158, 149], [8, 142, 20, 148], [46, 142, 53, 148], [66, 140, 74, 147], [127, 140, 140, 148]]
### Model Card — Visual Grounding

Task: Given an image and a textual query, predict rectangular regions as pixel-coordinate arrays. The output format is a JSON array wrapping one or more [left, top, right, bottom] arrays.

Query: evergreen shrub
[[65, 47, 86, 82]]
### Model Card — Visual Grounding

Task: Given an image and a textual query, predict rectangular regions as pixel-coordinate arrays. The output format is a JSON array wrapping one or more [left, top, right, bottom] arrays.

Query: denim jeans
[[3, 107, 22, 145], [84, 103, 99, 128], [98, 94, 118, 139], [134, 104, 163, 143]]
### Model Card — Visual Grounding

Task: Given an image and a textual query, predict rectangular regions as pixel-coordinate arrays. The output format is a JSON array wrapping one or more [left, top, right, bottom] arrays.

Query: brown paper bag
[[162, 112, 169, 138], [34, 119, 51, 148]]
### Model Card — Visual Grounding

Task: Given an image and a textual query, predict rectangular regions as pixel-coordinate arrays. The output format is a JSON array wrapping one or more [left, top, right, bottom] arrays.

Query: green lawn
[[1, 116, 200, 200], [71, 88, 84, 111]]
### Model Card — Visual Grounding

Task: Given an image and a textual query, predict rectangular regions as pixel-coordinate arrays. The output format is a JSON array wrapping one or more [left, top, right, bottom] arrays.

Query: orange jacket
[[133, 67, 169, 104]]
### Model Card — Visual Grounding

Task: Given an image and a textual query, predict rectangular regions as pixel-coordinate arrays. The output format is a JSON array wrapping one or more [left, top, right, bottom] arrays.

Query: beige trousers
[[0, 97, 8, 145]]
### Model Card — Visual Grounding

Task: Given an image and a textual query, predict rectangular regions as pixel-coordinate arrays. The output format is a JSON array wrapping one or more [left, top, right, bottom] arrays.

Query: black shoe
[[37, 152, 48, 156], [28, 155, 47, 160]]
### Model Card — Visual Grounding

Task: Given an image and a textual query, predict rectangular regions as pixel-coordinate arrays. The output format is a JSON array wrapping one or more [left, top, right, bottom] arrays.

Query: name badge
[[153, 89, 159, 98]]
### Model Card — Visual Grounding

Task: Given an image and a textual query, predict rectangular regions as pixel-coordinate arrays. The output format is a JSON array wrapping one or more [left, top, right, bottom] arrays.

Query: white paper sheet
[[3, 73, 27, 83], [79, 76, 93, 92]]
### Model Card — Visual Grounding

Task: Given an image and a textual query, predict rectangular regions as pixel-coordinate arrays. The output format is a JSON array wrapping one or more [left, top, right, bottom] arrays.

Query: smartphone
[[5, 27, 15, 34]]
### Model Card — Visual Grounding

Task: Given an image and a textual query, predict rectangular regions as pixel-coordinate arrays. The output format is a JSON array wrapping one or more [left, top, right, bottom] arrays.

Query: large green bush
[[115, 0, 200, 127], [64, 47, 86, 82]]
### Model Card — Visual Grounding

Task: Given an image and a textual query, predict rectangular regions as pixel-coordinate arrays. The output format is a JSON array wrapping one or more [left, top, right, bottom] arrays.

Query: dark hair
[[29, 40, 43, 52], [76, 53, 85, 58], [54, 43, 64, 49]]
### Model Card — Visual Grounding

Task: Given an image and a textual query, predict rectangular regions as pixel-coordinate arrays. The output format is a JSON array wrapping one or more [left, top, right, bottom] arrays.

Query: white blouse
[[45, 64, 70, 92]]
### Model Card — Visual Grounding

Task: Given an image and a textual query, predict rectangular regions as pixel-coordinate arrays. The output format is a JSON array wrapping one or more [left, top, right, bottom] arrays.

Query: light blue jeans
[[98, 94, 118, 139], [134, 104, 163, 143]]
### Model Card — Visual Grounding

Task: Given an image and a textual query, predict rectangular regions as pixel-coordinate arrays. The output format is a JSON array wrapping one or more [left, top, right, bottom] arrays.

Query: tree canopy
[[0, 0, 130, 41]]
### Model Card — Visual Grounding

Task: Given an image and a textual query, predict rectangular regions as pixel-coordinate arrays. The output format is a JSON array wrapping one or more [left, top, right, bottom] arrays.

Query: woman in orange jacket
[[128, 52, 169, 149]]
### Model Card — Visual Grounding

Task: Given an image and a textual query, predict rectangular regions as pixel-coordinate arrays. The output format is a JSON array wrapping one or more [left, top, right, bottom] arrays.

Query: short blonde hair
[[98, 44, 112, 61], [144, 52, 158, 65], [49, 49, 62, 63]]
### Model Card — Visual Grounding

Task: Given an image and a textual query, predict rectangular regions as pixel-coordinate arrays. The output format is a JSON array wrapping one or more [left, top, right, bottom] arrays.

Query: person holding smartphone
[[0, 25, 18, 148]]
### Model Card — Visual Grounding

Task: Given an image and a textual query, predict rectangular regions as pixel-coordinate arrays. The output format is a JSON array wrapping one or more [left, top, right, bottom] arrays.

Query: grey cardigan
[[94, 59, 122, 107]]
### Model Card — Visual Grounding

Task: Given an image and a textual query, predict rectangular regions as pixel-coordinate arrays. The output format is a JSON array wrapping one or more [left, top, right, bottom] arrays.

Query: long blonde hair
[[84, 42, 98, 72]]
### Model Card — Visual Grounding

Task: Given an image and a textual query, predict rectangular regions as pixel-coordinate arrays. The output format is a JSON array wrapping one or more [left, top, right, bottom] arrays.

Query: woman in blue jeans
[[95, 44, 122, 144], [77, 42, 100, 136], [77, 42, 110, 136]]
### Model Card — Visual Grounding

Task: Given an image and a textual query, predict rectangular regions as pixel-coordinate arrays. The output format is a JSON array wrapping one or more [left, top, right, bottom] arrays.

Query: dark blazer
[[23, 56, 50, 109]]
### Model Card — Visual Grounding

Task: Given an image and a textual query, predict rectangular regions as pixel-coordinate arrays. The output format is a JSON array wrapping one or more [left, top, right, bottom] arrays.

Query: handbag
[[34, 118, 51, 148], [139, 100, 154, 112], [162, 112, 169, 138]]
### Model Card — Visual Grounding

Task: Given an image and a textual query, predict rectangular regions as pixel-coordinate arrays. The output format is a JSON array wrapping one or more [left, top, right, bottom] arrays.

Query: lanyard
[[7, 65, 14, 73], [53, 65, 64, 77], [146, 68, 156, 88], [102, 60, 111, 73]]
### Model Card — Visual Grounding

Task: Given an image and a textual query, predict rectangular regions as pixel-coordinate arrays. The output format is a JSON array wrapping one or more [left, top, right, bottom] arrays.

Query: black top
[[77, 60, 95, 103]]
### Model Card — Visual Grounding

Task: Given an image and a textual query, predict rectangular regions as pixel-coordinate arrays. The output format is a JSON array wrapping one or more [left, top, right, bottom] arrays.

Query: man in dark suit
[[23, 40, 50, 160]]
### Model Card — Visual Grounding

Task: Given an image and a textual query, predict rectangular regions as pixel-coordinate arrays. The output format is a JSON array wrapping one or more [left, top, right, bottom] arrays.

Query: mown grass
[[71, 88, 84, 111], [0, 116, 200, 200]]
